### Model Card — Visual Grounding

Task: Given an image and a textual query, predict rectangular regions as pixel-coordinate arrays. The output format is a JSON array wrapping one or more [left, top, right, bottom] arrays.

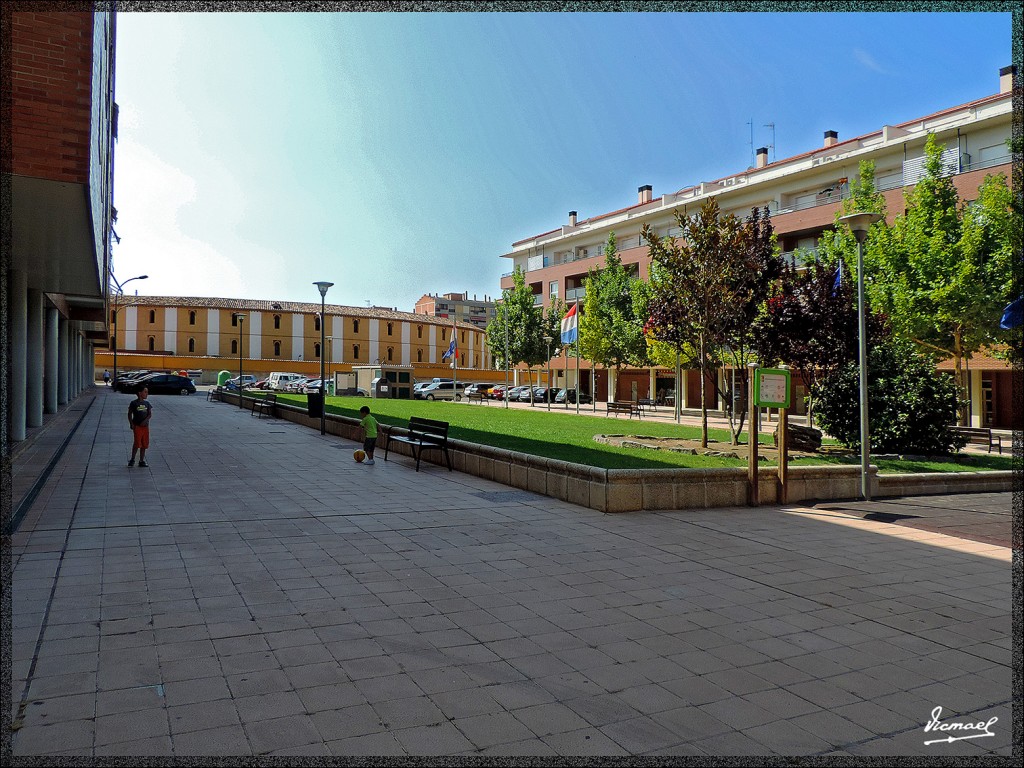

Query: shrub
[[814, 337, 967, 454]]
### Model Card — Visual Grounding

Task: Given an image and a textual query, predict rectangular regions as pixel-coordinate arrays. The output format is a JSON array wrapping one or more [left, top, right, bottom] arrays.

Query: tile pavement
[[7, 387, 1014, 756]]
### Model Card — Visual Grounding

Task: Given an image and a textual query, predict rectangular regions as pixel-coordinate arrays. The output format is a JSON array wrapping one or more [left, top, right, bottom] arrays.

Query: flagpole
[[575, 301, 580, 415], [452, 319, 458, 401]]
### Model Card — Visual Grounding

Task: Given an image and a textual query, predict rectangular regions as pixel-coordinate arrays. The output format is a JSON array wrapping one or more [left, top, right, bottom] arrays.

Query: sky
[[111, 9, 1014, 311]]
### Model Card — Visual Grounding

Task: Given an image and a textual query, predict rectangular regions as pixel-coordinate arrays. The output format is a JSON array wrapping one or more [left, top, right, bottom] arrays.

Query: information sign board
[[754, 368, 791, 408]]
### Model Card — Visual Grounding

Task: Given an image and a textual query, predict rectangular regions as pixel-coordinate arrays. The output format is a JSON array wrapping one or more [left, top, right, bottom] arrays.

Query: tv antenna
[[764, 122, 776, 163], [747, 119, 754, 167]]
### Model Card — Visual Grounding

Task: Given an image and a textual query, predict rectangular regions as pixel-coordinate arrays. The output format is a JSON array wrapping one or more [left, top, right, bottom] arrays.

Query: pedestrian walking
[[103, 370, 111, 386], [127, 387, 152, 467], [358, 405, 378, 465]]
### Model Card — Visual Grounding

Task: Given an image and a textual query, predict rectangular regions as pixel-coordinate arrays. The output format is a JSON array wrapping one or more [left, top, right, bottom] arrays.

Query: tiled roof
[[935, 348, 1014, 371], [117, 295, 480, 331]]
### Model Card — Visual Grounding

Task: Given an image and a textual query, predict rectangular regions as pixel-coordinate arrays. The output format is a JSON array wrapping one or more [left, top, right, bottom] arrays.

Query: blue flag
[[442, 337, 458, 360], [831, 259, 843, 297], [1000, 295, 1023, 329]]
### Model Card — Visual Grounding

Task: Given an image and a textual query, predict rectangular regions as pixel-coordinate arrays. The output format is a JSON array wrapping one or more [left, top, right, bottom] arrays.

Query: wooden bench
[[207, 386, 223, 402], [951, 426, 1002, 454], [384, 417, 452, 472], [638, 398, 657, 413], [466, 392, 488, 405], [606, 401, 640, 418], [251, 393, 278, 419]]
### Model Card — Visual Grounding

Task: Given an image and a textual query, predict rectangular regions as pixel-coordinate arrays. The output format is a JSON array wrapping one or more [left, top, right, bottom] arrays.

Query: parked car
[[554, 388, 593, 405], [113, 370, 152, 391], [488, 385, 507, 400], [336, 387, 368, 397], [285, 377, 312, 393], [463, 383, 495, 398], [267, 372, 305, 391], [252, 378, 270, 390], [301, 379, 334, 395], [531, 387, 558, 404], [504, 386, 528, 402], [415, 381, 465, 401], [121, 373, 196, 396]]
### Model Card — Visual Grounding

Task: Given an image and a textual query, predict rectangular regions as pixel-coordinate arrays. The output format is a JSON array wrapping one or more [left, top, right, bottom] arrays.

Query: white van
[[267, 372, 304, 391]]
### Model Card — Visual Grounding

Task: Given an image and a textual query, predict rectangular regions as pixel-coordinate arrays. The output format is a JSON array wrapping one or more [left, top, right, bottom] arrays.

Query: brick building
[[500, 66, 1016, 428], [414, 292, 498, 330], [6, 6, 118, 445]]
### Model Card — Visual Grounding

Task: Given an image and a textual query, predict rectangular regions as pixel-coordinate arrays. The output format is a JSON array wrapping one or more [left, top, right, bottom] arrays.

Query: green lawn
[[270, 393, 1013, 474]]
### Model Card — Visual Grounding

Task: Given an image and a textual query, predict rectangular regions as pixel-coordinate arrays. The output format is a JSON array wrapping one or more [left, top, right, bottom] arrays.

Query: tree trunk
[[699, 334, 708, 448], [954, 329, 967, 426]]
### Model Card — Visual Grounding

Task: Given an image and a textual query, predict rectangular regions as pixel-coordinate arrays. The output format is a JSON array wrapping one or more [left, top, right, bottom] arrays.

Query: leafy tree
[[754, 159, 888, 426], [814, 335, 967, 455], [643, 198, 746, 447], [865, 133, 1015, 421], [578, 232, 652, 400], [486, 266, 562, 398]]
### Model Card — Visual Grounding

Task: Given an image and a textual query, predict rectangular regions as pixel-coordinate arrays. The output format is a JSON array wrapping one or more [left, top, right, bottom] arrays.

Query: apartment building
[[414, 292, 498, 330], [500, 66, 1016, 428], [6, 7, 118, 446], [96, 296, 492, 383]]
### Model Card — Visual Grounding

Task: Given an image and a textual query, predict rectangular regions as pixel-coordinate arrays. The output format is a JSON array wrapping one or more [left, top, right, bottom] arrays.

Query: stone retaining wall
[[227, 394, 1014, 512]]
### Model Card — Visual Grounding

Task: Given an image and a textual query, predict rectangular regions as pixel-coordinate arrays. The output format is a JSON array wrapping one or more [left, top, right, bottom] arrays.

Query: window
[[417, 325, 423, 339], [417, 349, 422, 362], [314, 315, 321, 332], [274, 314, 281, 329], [387, 346, 393, 362], [353, 319, 360, 333], [314, 342, 321, 358], [441, 329, 446, 341], [231, 339, 238, 354], [549, 281, 559, 298], [110, 335, 115, 350], [352, 344, 360, 360], [149, 310, 156, 323], [231, 313, 238, 327], [189, 311, 196, 325], [148, 336, 155, 351], [387, 322, 393, 336], [461, 331, 466, 343], [188, 337, 195, 353], [274, 341, 281, 357]]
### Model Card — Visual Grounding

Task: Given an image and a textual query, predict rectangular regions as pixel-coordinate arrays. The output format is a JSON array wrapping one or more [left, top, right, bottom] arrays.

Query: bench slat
[[384, 417, 452, 471]]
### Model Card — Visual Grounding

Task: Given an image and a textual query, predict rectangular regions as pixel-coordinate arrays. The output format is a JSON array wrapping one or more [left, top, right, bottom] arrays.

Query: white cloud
[[853, 48, 886, 74], [112, 137, 285, 300]]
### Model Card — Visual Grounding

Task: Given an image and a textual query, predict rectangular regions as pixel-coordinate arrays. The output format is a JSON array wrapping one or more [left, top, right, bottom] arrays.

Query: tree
[[643, 198, 746, 447], [486, 266, 560, 398], [814, 335, 967, 455], [754, 159, 888, 426], [865, 133, 1015, 421], [578, 232, 652, 400]]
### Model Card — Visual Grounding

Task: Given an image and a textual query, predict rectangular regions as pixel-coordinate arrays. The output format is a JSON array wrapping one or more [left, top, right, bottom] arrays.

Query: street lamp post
[[543, 335, 553, 411], [234, 313, 246, 409], [838, 211, 883, 501], [110, 274, 148, 388], [314, 282, 334, 435]]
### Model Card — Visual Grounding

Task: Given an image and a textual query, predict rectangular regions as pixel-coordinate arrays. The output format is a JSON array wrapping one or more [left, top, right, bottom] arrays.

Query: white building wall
[[125, 306, 137, 350], [163, 307, 177, 353], [402, 322, 411, 365], [207, 309, 220, 355], [292, 314, 303, 361], [370, 320, 380, 363], [429, 325, 437, 364], [249, 313, 262, 359], [331, 315, 343, 363]]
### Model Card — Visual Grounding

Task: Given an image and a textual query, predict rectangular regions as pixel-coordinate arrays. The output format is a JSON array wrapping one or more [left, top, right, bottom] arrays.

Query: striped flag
[[561, 303, 579, 345]]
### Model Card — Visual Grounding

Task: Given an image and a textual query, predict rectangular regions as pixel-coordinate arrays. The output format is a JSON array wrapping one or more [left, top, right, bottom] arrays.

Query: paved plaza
[[7, 387, 1014, 756]]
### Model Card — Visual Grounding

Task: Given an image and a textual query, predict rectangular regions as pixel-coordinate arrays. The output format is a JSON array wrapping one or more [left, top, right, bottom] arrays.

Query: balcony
[[565, 286, 586, 302]]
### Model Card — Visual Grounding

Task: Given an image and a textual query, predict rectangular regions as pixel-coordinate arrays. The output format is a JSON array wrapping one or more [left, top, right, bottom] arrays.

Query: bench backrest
[[408, 416, 449, 441]]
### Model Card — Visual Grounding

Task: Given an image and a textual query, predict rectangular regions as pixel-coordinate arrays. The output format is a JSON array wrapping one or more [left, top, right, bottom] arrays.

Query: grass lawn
[[270, 393, 1013, 474]]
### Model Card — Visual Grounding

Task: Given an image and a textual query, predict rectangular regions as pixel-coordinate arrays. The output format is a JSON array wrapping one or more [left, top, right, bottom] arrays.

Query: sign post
[[754, 367, 792, 505], [747, 363, 759, 506]]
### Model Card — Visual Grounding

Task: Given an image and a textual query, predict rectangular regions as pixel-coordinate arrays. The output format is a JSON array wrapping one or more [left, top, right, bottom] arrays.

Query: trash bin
[[307, 390, 324, 418], [217, 370, 232, 386]]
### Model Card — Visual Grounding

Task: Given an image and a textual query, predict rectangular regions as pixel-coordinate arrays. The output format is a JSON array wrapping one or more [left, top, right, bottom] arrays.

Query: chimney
[[824, 130, 839, 148], [1000, 64, 1016, 94], [755, 147, 769, 168], [638, 185, 653, 204], [569, 210, 577, 227]]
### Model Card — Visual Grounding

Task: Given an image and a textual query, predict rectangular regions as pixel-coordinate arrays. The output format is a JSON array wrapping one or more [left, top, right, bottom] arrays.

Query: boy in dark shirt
[[128, 387, 153, 467]]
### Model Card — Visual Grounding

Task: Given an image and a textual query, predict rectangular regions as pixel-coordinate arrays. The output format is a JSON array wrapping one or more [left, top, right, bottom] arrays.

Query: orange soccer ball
[[354, 450, 366, 463]]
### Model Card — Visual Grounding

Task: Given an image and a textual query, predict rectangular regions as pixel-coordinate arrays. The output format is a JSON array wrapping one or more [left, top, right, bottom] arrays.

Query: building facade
[[96, 296, 492, 383], [6, 7, 118, 445], [500, 66, 1016, 427], [414, 292, 498, 330]]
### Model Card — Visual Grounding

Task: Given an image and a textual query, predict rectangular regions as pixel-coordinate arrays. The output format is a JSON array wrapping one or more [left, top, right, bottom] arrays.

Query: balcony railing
[[565, 286, 586, 301]]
